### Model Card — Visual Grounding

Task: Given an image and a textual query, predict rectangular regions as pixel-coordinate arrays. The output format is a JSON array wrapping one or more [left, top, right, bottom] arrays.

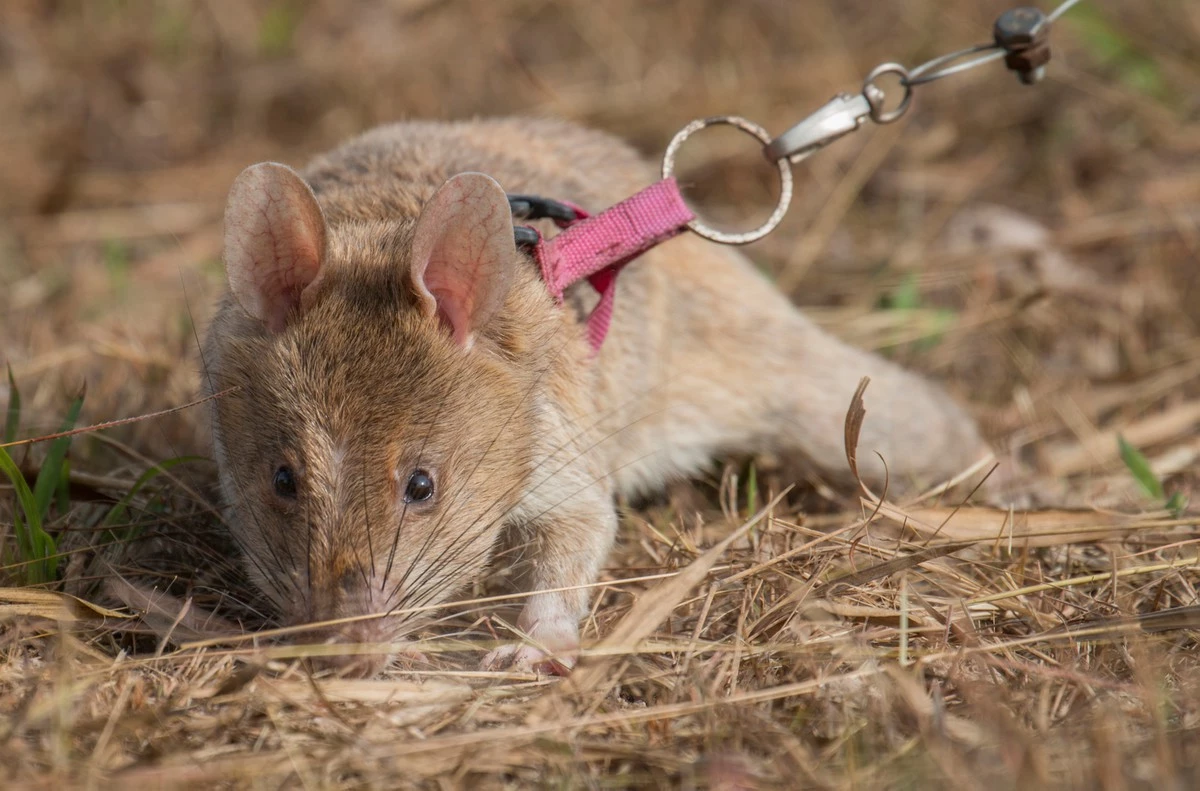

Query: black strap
[[508, 193, 581, 251]]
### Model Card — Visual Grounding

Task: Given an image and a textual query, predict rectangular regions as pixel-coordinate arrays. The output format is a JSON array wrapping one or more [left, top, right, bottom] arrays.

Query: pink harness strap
[[532, 178, 695, 352]]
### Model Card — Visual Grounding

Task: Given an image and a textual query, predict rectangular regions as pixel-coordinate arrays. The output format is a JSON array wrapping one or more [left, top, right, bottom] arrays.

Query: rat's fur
[[203, 118, 991, 671]]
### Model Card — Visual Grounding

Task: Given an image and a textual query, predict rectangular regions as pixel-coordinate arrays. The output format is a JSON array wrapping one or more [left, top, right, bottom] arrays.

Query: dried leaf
[[0, 587, 130, 622], [565, 488, 790, 697], [843, 376, 870, 491]]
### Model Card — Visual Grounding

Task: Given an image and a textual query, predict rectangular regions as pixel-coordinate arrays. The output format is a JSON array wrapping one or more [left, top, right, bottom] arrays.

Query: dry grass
[[3, 0, 1200, 787]]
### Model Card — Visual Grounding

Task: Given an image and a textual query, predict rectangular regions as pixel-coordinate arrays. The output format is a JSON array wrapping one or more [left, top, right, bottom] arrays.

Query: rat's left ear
[[408, 172, 517, 348]]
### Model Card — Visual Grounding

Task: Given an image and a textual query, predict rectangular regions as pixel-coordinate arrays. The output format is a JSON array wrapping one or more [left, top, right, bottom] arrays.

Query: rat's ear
[[409, 172, 517, 348], [223, 162, 327, 333]]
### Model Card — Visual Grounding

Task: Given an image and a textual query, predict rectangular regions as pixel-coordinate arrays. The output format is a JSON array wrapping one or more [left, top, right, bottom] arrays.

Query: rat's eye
[[273, 466, 298, 499], [404, 469, 434, 503]]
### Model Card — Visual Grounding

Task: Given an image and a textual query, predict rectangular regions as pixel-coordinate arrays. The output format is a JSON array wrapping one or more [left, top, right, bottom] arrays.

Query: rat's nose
[[309, 553, 372, 612]]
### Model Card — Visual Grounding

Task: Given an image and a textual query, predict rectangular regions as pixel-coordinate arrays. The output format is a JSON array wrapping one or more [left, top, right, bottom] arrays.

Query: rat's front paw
[[484, 600, 582, 675], [482, 641, 577, 676]]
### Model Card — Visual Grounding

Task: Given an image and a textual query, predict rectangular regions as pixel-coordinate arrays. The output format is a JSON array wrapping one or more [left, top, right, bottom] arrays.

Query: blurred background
[[1, 0, 1198, 504]]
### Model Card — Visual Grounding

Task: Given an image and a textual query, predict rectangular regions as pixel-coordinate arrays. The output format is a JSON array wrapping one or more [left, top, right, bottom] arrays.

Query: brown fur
[[202, 117, 992, 671]]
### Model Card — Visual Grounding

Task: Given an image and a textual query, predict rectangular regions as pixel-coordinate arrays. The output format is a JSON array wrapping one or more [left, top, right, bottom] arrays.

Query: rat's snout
[[306, 550, 380, 623], [301, 552, 409, 676]]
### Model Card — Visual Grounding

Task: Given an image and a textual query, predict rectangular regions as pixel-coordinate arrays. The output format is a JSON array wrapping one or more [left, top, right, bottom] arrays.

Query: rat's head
[[204, 163, 559, 656]]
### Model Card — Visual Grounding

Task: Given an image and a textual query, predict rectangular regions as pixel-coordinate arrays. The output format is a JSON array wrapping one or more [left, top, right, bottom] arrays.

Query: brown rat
[[202, 117, 992, 673]]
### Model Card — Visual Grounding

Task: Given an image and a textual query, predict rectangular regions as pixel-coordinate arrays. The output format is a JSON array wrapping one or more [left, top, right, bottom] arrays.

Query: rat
[[201, 117, 993, 673]]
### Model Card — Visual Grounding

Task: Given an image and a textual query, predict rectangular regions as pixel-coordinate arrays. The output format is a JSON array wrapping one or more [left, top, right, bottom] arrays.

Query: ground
[[2, 1, 1200, 788]]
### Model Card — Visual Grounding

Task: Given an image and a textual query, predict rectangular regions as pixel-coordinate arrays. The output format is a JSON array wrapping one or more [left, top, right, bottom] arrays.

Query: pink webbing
[[534, 177, 695, 352]]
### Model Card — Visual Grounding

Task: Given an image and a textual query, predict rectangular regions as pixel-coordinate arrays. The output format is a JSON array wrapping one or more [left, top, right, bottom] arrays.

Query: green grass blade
[[1117, 435, 1164, 501], [745, 462, 758, 518], [56, 458, 71, 515], [31, 390, 84, 522], [4, 365, 19, 444], [0, 445, 50, 584], [101, 455, 204, 541], [8, 508, 24, 567]]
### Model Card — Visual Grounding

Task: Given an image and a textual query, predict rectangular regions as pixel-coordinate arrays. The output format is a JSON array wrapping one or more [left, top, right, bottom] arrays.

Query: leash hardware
[[660, 115, 793, 246], [764, 0, 1082, 166]]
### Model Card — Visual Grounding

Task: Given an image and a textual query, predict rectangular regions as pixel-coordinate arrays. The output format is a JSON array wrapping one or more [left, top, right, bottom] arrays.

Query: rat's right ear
[[223, 162, 327, 333]]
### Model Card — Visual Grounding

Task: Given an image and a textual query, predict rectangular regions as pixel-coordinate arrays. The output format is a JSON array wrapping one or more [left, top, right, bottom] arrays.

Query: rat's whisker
[[179, 366, 303, 601], [388, 542, 497, 619], [384, 389, 671, 607], [228, 495, 303, 603], [382, 352, 470, 591], [385, 515, 519, 613], [391, 531, 542, 616], [381, 409, 656, 613], [386, 326, 580, 604], [221, 530, 290, 611], [395, 329, 575, 584], [187, 584, 277, 626], [384, 525, 502, 615], [417, 352, 674, 551], [389, 445, 658, 621]]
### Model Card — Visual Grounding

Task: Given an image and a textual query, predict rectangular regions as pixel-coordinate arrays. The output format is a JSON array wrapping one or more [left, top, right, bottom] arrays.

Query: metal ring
[[862, 62, 913, 124], [661, 115, 793, 246]]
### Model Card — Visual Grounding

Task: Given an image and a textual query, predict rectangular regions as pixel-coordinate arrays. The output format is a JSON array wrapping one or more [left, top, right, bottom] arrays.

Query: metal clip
[[763, 92, 874, 165]]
